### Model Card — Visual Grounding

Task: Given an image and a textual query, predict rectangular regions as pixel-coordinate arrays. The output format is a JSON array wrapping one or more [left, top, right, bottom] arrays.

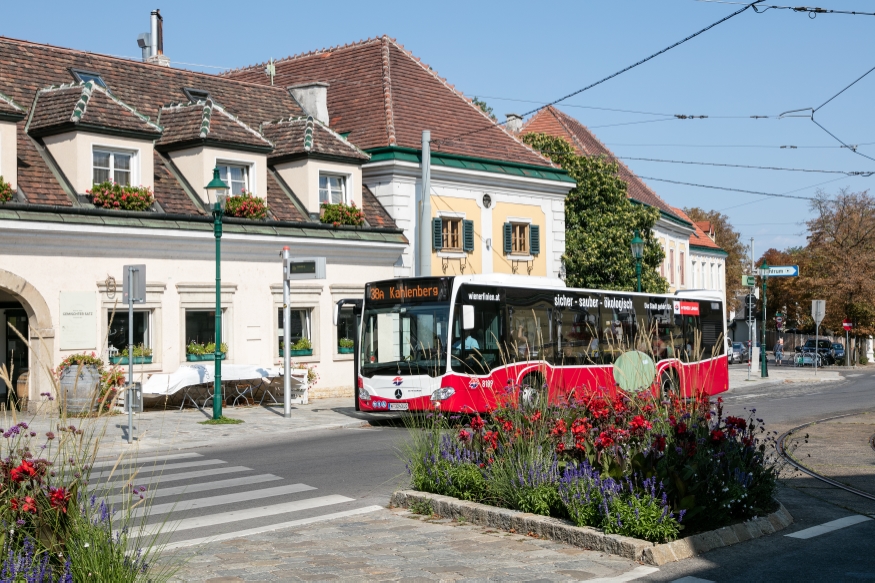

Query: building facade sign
[[60, 292, 97, 350]]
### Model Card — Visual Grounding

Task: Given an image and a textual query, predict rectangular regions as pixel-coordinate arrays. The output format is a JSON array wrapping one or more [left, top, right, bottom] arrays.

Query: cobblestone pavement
[[167, 508, 646, 582]]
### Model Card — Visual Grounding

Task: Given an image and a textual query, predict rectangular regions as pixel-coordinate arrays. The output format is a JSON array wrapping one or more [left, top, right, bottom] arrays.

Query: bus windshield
[[360, 301, 450, 377]]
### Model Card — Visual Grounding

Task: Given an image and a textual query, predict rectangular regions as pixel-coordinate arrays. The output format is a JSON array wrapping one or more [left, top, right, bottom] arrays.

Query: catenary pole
[[127, 266, 134, 445], [283, 247, 291, 418]]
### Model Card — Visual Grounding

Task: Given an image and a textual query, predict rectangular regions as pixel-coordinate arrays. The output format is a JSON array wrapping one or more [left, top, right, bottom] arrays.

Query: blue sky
[[4, 1, 874, 255]]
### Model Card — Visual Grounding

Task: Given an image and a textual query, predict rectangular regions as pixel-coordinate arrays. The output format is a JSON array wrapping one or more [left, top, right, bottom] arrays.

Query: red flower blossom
[[652, 435, 666, 452], [501, 419, 514, 433], [21, 497, 36, 514], [594, 431, 615, 450], [725, 416, 747, 430], [482, 430, 499, 450], [10, 460, 37, 483], [668, 414, 677, 427], [10, 498, 18, 511], [629, 415, 652, 433], [555, 441, 566, 454], [550, 419, 567, 437], [676, 422, 688, 435], [49, 487, 71, 513], [529, 410, 542, 423], [710, 429, 726, 444], [458, 429, 471, 442], [470, 415, 485, 432]]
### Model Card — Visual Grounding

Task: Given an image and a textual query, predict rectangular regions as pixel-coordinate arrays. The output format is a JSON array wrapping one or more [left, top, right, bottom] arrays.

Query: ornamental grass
[[0, 308, 180, 579], [403, 347, 778, 543]]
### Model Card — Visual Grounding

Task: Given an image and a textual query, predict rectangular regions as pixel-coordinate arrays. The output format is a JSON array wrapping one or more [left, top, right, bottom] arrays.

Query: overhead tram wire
[[718, 176, 848, 210], [603, 141, 875, 150], [614, 156, 874, 176], [694, 0, 875, 17], [637, 176, 816, 200], [431, 0, 765, 149]]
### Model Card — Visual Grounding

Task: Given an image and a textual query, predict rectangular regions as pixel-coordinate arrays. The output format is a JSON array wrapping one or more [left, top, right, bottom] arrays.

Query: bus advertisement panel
[[354, 275, 727, 413]]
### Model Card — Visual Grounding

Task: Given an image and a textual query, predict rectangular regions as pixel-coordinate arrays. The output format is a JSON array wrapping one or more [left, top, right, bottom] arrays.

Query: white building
[[0, 36, 406, 406]]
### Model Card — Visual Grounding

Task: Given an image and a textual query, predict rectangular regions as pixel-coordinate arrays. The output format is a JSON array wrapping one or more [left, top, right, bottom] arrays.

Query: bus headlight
[[358, 387, 371, 401], [431, 387, 455, 402]]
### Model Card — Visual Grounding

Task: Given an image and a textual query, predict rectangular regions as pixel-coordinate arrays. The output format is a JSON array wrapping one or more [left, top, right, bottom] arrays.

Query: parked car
[[795, 338, 834, 366], [730, 342, 747, 364], [832, 343, 845, 361]]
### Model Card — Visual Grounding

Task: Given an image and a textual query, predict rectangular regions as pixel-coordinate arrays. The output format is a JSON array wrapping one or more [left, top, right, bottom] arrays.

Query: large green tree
[[523, 133, 667, 292]]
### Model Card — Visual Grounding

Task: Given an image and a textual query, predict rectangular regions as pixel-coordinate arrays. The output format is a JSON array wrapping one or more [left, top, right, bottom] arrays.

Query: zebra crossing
[[91, 451, 383, 549]]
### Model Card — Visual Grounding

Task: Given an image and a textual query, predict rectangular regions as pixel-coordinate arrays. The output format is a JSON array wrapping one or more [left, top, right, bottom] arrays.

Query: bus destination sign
[[367, 278, 448, 304]]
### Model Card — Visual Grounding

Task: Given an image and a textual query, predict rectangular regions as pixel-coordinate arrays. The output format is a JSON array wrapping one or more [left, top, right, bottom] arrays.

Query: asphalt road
[[144, 367, 875, 580]]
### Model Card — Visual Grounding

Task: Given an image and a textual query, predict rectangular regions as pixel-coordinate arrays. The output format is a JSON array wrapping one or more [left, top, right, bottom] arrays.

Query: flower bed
[[0, 175, 13, 203], [403, 386, 779, 544], [320, 201, 364, 227], [225, 191, 269, 220], [89, 182, 155, 211]]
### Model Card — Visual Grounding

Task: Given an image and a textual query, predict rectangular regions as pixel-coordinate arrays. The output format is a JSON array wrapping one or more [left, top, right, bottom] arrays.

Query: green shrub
[[292, 337, 312, 350], [339, 338, 354, 349]]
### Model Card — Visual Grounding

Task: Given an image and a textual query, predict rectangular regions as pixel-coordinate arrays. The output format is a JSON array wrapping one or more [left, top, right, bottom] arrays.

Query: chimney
[[144, 10, 170, 67], [506, 113, 523, 134], [288, 83, 330, 126]]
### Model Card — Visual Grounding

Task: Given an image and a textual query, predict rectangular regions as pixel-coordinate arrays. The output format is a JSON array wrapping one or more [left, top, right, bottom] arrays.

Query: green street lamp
[[630, 230, 645, 293], [759, 259, 769, 378], [205, 168, 229, 420]]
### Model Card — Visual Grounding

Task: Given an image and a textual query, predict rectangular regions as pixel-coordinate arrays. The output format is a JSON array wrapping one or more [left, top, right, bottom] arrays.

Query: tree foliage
[[523, 133, 666, 293], [472, 97, 496, 121], [683, 207, 747, 311]]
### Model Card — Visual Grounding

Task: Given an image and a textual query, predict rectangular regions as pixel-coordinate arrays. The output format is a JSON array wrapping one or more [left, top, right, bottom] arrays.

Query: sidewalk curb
[[390, 490, 793, 566]]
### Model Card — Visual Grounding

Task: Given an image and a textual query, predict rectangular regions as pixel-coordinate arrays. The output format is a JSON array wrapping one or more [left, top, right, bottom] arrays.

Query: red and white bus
[[344, 274, 728, 413]]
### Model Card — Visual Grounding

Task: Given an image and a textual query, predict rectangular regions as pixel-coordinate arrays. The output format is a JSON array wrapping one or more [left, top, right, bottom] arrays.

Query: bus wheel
[[659, 370, 679, 400], [519, 372, 545, 407]]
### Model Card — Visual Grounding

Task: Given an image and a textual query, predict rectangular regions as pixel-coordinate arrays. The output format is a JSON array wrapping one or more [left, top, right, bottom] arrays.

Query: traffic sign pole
[[760, 261, 768, 378]]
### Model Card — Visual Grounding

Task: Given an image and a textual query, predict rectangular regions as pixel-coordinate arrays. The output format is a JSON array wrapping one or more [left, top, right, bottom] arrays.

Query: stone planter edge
[[389, 490, 793, 566]]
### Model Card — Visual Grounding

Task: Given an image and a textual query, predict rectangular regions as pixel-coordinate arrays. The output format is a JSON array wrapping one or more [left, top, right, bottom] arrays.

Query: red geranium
[[710, 429, 726, 444], [594, 431, 615, 450], [652, 435, 666, 452], [458, 429, 471, 442], [725, 416, 747, 430], [21, 496, 37, 514], [470, 415, 485, 432], [550, 419, 567, 437], [629, 415, 652, 433]]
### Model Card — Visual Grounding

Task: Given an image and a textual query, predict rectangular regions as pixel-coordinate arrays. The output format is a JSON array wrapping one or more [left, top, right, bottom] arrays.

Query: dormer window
[[71, 69, 106, 88], [183, 88, 210, 103], [319, 173, 347, 204], [218, 163, 249, 195], [93, 148, 135, 185]]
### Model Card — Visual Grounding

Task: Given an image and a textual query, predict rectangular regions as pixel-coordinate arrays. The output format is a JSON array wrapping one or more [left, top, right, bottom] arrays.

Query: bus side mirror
[[462, 305, 475, 330]]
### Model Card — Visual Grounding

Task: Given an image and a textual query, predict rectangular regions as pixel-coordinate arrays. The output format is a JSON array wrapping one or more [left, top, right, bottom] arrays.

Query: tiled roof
[[262, 116, 369, 161], [153, 152, 202, 215], [266, 171, 307, 222], [223, 36, 555, 168], [156, 99, 273, 151], [0, 91, 25, 120], [27, 82, 162, 138], [671, 207, 723, 251], [522, 106, 683, 220], [0, 35, 304, 207], [362, 184, 394, 228]]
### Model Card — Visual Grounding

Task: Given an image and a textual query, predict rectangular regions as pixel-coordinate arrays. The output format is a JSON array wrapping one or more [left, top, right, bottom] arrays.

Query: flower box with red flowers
[[0, 175, 13, 204], [319, 201, 364, 227], [89, 181, 155, 212], [224, 191, 269, 220]]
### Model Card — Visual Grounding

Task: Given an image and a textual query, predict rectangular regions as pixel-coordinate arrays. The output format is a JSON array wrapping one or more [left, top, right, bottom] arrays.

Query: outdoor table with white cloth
[[140, 363, 309, 409]]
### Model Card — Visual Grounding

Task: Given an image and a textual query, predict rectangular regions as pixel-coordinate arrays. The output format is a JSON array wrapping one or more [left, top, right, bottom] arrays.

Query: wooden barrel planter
[[59, 365, 100, 414]]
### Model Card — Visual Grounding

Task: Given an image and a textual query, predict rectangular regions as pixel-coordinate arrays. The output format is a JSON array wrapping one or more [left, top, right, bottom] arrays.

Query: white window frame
[[216, 161, 252, 196], [92, 146, 138, 186], [106, 308, 152, 356], [277, 307, 312, 347], [319, 173, 348, 205]]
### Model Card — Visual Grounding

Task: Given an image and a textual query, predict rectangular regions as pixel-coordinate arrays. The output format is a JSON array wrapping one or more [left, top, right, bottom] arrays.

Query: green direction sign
[[742, 275, 756, 287]]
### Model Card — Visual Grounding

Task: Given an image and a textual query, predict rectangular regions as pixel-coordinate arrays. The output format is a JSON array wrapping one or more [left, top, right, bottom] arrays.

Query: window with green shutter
[[503, 223, 513, 255], [432, 217, 443, 250], [462, 220, 475, 252], [529, 224, 540, 256]]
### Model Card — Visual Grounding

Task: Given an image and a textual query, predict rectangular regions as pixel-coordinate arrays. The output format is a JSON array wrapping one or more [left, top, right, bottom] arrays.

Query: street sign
[[122, 264, 146, 304], [812, 300, 826, 325], [843, 319, 853, 331], [775, 316, 784, 324], [283, 256, 326, 281], [758, 265, 799, 277], [742, 275, 756, 287]]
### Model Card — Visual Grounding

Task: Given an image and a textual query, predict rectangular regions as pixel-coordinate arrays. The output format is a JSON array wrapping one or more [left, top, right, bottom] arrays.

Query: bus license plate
[[389, 403, 409, 411]]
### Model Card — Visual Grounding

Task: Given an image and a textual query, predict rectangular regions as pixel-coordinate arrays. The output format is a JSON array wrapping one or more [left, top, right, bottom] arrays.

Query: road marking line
[[105, 474, 282, 504], [140, 494, 355, 536], [131, 482, 317, 518], [99, 465, 254, 488], [586, 566, 660, 582], [90, 452, 202, 468], [785, 515, 873, 539], [161, 504, 384, 550], [90, 459, 225, 480]]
